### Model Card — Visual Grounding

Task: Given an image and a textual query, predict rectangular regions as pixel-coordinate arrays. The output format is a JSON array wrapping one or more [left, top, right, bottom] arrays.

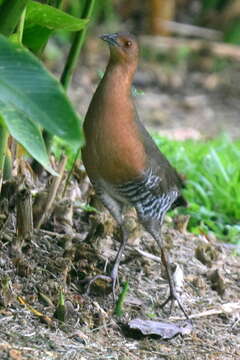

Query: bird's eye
[[125, 40, 132, 48]]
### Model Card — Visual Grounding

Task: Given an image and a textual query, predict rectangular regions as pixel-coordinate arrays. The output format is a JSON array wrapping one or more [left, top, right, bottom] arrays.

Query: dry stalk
[[36, 155, 67, 229], [16, 184, 33, 245]]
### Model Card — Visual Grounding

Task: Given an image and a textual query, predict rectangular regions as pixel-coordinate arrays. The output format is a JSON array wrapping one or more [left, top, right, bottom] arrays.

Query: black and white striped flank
[[115, 168, 178, 222]]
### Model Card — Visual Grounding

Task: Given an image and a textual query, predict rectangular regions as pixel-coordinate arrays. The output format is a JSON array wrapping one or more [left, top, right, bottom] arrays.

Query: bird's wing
[[134, 114, 187, 208]]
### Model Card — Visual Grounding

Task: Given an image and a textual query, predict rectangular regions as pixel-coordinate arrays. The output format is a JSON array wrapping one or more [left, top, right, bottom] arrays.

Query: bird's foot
[[160, 289, 189, 319], [85, 274, 112, 294], [85, 269, 119, 300]]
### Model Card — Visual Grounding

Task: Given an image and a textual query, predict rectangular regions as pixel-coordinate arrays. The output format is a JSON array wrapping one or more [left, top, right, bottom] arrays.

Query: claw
[[160, 289, 189, 319]]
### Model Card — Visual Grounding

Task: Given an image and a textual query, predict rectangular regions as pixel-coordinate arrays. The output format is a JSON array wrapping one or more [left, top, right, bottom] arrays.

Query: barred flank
[[116, 168, 178, 221]]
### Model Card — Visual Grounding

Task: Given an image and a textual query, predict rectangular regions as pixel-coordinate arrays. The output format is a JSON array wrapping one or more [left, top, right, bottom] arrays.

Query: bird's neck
[[102, 61, 136, 95]]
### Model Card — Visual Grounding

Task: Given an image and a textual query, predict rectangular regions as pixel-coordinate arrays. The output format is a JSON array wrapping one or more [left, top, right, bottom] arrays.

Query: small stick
[[39, 229, 67, 238], [170, 301, 240, 321], [126, 245, 162, 263]]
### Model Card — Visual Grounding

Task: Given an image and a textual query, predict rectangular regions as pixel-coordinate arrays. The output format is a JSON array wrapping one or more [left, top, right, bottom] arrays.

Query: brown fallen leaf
[[128, 318, 193, 339]]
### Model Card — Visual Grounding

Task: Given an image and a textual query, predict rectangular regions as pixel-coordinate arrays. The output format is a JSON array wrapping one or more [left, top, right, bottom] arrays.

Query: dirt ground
[[0, 37, 240, 360]]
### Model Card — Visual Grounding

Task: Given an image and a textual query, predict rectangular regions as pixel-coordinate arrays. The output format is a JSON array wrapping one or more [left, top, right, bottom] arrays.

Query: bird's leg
[[156, 238, 189, 319], [142, 218, 189, 319], [110, 225, 128, 299], [85, 191, 125, 298]]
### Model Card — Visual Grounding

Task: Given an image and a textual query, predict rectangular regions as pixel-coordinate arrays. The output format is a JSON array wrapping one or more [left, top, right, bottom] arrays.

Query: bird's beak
[[99, 33, 120, 47]]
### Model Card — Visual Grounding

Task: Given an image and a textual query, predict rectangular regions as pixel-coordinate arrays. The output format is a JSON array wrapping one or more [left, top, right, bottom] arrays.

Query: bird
[[81, 32, 189, 318]]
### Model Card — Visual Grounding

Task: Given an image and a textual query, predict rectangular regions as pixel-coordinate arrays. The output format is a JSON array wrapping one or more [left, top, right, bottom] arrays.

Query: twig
[[126, 245, 161, 263], [39, 229, 67, 238], [170, 301, 240, 321]]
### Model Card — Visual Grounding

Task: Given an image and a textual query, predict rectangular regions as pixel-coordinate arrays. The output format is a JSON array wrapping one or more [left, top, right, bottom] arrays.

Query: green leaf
[[0, 0, 29, 36], [23, 1, 89, 53], [0, 101, 56, 175], [23, 25, 53, 53], [0, 35, 83, 149], [25, 1, 88, 31]]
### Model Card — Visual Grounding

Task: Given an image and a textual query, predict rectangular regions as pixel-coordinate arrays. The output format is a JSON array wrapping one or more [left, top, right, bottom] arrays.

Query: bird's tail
[[171, 194, 188, 209]]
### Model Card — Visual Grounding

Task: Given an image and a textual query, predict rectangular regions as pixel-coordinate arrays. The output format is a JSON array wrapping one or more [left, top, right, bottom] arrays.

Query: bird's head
[[100, 32, 139, 65]]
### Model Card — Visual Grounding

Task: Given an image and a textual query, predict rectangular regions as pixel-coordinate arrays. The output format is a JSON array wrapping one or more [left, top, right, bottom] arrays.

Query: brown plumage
[[82, 32, 188, 318]]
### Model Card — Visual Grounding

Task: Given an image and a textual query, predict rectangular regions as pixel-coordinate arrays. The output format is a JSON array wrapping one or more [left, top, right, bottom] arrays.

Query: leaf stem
[[16, 6, 26, 43], [60, 0, 96, 89]]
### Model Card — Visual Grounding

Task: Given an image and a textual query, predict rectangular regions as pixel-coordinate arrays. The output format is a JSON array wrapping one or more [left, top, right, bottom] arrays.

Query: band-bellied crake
[[82, 32, 188, 318]]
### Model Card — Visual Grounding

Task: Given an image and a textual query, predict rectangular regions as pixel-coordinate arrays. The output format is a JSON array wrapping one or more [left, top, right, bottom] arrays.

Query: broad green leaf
[[0, 35, 83, 149], [23, 1, 89, 52], [0, 0, 29, 36], [25, 1, 88, 31], [0, 101, 56, 175]]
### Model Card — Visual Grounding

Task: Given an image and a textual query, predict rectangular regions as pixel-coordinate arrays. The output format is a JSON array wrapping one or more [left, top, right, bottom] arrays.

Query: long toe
[[85, 274, 113, 295], [110, 268, 119, 301], [160, 291, 189, 319], [159, 294, 174, 313]]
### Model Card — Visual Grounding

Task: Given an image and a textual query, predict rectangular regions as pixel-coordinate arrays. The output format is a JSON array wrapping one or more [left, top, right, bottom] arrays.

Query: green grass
[[153, 134, 240, 244]]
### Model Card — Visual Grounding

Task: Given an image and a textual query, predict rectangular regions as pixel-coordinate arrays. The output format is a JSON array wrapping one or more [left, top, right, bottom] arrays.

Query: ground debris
[[1, 45, 240, 359], [128, 318, 193, 339]]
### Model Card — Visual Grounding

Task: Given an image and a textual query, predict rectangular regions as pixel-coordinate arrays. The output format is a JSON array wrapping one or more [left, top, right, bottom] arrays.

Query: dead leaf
[[17, 296, 53, 325], [128, 318, 193, 339], [172, 264, 184, 293]]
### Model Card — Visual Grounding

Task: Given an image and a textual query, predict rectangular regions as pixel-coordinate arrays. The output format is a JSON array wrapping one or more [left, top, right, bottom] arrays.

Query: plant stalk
[[60, 0, 96, 89], [16, 6, 26, 43]]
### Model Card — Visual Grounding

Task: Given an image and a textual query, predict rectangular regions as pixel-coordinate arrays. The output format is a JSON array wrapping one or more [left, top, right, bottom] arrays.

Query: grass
[[153, 134, 240, 245]]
